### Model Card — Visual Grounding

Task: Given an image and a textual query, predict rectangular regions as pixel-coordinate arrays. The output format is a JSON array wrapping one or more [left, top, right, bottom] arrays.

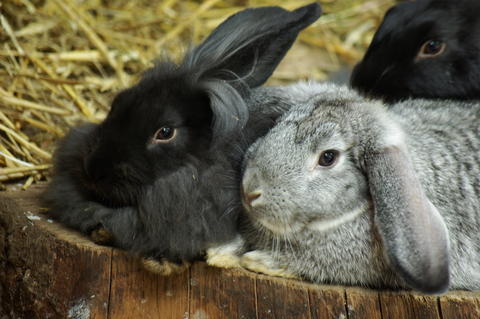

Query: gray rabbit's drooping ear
[[185, 3, 321, 89], [364, 139, 450, 294]]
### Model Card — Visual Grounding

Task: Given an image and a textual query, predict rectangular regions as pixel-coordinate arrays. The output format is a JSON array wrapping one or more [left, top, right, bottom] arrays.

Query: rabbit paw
[[90, 227, 114, 245], [141, 258, 190, 276], [240, 250, 298, 279], [206, 236, 244, 269]]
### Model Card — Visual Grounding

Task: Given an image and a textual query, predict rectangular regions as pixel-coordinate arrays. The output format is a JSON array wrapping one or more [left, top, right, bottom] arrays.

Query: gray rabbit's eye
[[318, 150, 339, 167], [152, 126, 176, 144], [417, 40, 446, 59]]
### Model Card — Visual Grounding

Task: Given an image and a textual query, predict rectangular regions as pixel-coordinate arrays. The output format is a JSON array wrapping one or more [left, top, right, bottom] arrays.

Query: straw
[[0, 0, 394, 185]]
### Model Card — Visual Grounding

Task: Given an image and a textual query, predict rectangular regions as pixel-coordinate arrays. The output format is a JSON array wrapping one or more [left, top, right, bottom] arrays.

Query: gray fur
[[241, 82, 480, 293]]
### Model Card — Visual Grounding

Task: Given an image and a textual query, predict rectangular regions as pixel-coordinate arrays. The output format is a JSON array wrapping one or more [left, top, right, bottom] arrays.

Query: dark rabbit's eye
[[152, 126, 176, 144], [418, 40, 446, 59], [318, 150, 339, 167]]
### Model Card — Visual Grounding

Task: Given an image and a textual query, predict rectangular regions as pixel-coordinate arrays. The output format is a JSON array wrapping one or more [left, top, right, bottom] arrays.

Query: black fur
[[350, 0, 480, 102], [44, 4, 321, 263]]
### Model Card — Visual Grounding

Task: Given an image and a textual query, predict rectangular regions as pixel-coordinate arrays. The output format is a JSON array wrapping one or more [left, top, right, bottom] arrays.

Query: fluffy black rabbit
[[350, 0, 480, 102], [44, 4, 321, 273]]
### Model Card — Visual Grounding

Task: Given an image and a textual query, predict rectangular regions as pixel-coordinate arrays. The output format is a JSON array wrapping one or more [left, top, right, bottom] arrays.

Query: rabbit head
[[73, 4, 322, 208], [80, 75, 213, 207], [241, 83, 450, 294], [350, 0, 480, 102]]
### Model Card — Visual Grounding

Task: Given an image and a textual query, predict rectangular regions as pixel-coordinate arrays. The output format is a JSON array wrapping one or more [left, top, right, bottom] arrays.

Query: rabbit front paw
[[141, 258, 190, 276], [240, 250, 298, 279], [90, 227, 114, 245], [206, 236, 244, 269]]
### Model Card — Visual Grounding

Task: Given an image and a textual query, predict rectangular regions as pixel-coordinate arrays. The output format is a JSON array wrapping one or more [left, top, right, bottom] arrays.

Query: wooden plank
[[345, 287, 382, 319], [379, 291, 441, 319], [190, 262, 257, 319], [2, 184, 480, 319], [439, 291, 480, 319], [309, 286, 347, 319], [255, 274, 311, 319], [0, 185, 112, 319], [108, 250, 189, 319]]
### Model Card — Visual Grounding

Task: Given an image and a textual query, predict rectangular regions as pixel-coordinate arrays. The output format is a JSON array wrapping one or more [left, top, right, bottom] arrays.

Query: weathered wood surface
[[1, 184, 479, 319]]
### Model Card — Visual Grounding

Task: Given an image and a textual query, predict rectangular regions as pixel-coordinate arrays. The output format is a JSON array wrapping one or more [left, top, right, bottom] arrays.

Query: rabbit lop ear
[[364, 143, 450, 294], [186, 3, 322, 89]]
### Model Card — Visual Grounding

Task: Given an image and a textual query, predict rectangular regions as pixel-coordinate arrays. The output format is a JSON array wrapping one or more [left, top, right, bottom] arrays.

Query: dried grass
[[0, 0, 394, 187]]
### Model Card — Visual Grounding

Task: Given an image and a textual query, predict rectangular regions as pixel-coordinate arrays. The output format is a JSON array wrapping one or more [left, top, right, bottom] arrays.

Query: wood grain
[[379, 292, 441, 319], [345, 287, 382, 319], [255, 275, 311, 319], [0, 185, 112, 319], [309, 286, 347, 319], [190, 262, 257, 319], [108, 250, 189, 319], [439, 291, 480, 319]]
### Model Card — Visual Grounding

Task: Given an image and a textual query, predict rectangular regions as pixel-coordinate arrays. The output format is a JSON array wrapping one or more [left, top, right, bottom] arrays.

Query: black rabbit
[[44, 4, 321, 273], [350, 0, 480, 102]]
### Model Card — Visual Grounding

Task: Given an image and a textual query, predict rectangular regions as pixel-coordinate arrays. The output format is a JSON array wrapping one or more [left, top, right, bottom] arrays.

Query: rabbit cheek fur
[[240, 82, 480, 294], [350, 0, 480, 102]]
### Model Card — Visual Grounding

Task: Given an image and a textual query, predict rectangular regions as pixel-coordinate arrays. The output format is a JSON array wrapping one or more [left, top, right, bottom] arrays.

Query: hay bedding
[[0, 0, 393, 189]]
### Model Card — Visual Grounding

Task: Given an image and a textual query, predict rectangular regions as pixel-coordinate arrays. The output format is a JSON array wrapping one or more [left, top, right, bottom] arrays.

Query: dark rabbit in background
[[350, 0, 480, 102], [44, 4, 321, 273]]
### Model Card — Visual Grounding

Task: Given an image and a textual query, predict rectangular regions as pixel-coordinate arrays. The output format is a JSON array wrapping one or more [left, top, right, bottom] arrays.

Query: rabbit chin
[[256, 202, 369, 236]]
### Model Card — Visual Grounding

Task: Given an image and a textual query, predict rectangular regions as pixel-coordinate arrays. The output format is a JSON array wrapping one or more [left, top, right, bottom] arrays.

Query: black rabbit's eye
[[418, 40, 446, 59], [318, 150, 339, 167], [152, 126, 176, 144]]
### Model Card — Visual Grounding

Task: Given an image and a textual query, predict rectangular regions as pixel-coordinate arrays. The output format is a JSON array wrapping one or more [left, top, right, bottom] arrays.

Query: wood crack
[[106, 247, 114, 319]]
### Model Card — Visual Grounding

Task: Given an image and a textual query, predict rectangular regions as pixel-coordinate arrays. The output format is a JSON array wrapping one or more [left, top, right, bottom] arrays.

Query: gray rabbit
[[238, 82, 480, 294]]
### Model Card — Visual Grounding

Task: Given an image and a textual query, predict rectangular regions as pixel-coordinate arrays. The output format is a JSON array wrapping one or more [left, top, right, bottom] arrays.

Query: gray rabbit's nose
[[244, 191, 262, 207], [242, 167, 264, 208]]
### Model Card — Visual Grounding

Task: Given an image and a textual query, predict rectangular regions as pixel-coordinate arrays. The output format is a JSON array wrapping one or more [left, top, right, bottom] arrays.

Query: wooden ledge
[[1, 184, 479, 319]]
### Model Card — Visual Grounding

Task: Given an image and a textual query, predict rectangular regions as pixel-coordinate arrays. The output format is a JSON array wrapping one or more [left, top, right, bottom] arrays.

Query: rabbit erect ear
[[186, 3, 321, 89], [183, 3, 321, 139], [365, 144, 450, 294]]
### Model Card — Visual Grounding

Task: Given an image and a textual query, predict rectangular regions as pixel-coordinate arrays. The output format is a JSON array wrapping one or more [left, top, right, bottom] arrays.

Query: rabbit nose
[[244, 191, 262, 207], [242, 167, 264, 207]]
